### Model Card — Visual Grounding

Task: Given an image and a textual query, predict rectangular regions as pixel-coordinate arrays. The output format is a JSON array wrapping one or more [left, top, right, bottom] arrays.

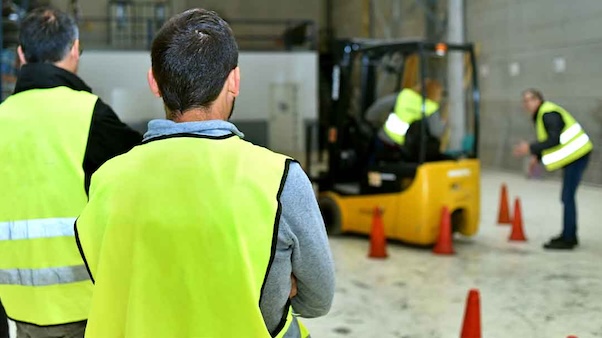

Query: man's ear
[[17, 46, 27, 65], [147, 68, 161, 98], [70, 39, 80, 59], [227, 66, 240, 97]]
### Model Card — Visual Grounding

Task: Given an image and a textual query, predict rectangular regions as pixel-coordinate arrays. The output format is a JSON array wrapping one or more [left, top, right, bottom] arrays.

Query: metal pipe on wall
[[447, 0, 466, 151]]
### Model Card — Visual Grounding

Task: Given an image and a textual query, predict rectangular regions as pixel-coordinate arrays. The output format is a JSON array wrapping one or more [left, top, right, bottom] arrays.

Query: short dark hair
[[523, 88, 544, 102], [151, 9, 239, 117], [19, 7, 79, 63]]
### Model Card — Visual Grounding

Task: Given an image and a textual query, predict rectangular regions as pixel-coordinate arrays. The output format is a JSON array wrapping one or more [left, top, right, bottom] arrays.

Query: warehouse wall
[[50, 0, 108, 16], [78, 50, 318, 157], [467, 0, 602, 184], [331, 0, 427, 39], [186, 0, 323, 50], [63, 0, 323, 23], [185, 0, 322, 25], [49, 0, 322, 49]]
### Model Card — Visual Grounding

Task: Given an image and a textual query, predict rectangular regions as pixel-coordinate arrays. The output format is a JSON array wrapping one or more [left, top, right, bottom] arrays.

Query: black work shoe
[[549, 235, 579, 246], [543, 238, 577, 250]]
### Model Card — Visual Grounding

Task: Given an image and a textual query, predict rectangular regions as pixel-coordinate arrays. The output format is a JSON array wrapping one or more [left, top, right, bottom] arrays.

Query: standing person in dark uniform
[[514, 89, 593, 250]]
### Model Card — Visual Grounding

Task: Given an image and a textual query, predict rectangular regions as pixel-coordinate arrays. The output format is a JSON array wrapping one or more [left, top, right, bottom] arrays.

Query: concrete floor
[[7, 170, 602, 337], [302, 170, 602, 338]]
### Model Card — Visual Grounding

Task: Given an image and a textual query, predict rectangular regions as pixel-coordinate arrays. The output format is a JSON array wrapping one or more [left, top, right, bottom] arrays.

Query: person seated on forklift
[[372, 79, 448, 163]]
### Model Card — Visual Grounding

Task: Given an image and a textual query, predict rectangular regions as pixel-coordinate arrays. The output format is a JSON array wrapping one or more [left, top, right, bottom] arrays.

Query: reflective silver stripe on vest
[[559, 123, 583, 145], [0, 217, 76, 241], [384, 113, 410, 136], [0, 265, 90, 286], [542, 133, 590, 166]]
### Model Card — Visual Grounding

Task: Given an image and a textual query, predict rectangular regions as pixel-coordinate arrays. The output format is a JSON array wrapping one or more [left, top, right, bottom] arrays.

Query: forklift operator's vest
[[383, 88, 440, 146], [0, 87, 96, 325], [76, 135, 307, 338], [536, 101, 593, 171]]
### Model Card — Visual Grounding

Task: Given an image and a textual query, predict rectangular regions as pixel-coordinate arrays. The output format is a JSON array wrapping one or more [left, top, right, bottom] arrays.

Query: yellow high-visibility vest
[[383, 88, 440, 145], [76, 134, 308, 337], [0, 87, 96, 325], [536, 101, 593, 171]]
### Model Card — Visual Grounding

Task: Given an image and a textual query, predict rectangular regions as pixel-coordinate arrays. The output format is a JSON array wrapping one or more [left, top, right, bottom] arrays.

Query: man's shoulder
[[0, 87, 99, 119], [5, 85, 98, 101], [235, 138, 294, 162], [541, 111, 563, 124], [90, 141, 143, 178], [230, 139, 307, 185], [540, 101, 565, 114], [280, 162, 311, 198], [283, 161, 306, 181]]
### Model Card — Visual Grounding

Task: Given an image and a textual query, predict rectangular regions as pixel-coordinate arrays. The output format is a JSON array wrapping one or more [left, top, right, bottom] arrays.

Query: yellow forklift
[[314, 39, 481, 245]]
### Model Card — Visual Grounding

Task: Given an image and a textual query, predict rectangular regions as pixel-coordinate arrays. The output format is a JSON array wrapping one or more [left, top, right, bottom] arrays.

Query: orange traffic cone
[[509, 198, 527, 241], [433, 206, 454, 255], [368, 207, 388, 259], [460, 289, 482, 338], [567, 336, 578, 338], [497, 184, 512, 225]]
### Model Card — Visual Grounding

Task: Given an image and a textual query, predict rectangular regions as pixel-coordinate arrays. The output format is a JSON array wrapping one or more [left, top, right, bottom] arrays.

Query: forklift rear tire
[[318, 196, 342, 235]]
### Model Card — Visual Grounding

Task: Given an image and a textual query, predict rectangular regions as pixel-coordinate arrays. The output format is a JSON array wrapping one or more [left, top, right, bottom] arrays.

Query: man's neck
[[53, 60, 76, 74], [173, 107, 225, 123]]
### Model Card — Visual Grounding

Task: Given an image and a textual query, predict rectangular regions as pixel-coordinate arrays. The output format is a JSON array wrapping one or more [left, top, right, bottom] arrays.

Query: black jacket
[[529, 105, 565, 158], [13, 63, 143, 193]]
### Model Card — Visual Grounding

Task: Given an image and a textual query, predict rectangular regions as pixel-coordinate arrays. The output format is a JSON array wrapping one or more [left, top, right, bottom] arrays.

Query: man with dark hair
[[0, 7, 141, 338], [75, 9, 334, 338], [514, 89, 593, 250]]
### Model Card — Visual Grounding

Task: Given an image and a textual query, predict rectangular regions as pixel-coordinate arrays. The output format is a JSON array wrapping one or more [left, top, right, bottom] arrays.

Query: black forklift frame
[[320, 39, 480, 191]]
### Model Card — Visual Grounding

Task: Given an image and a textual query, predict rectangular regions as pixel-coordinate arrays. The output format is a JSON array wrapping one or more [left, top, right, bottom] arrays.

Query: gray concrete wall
[[467, 0, 602, 184]]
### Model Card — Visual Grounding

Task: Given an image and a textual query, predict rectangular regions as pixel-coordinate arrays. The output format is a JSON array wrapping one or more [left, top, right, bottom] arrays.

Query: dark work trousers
[[15, 321, 86, 338], [369, 135, 403, 165], [0, 299, 8, 338], [561, 153, 591, 241]]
